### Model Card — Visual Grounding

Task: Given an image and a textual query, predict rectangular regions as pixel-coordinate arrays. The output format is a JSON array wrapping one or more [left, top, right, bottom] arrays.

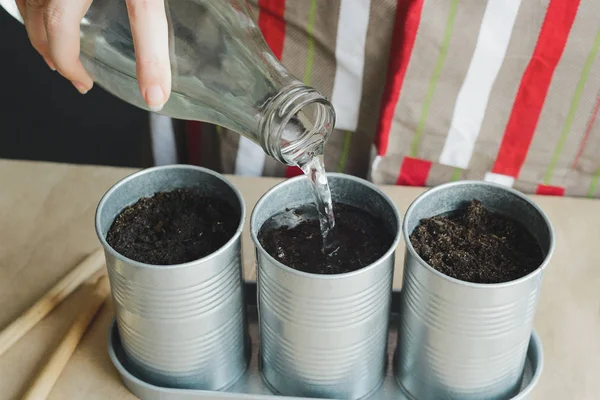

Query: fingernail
[[144, 85, 165, 112], [73, 82, 89, 95], [44, 57, 56, 71]]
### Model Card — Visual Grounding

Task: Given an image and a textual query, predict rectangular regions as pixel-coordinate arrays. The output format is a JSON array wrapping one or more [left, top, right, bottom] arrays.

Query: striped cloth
[[150, 0, 600, 198]]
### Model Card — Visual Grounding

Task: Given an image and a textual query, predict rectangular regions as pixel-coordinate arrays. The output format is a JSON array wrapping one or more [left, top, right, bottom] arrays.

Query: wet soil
[[258, 202, 394, 274]]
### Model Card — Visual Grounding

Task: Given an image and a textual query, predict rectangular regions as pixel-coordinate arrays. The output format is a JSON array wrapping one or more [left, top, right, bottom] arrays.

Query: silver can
[[395, 181, 555, 400], [250, 173, 402, 399], [95, 165, 249, 390]]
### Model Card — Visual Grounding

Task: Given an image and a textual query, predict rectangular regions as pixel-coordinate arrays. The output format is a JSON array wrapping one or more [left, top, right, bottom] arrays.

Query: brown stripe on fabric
[[424, 163, 489, 188], [369, 154, 400, 184], [564, 169, 597, 197], [322, 128, 350, 175], [468, 1, 549, 176], [279, 0, 339, 94], [370, 156, 401, 184], [520, 0, 600, 187], [415, 1, 487, 162], [425, 163, 460, 187], [575, 132, 600, 178], [378, 0, 455, 183], [278, 2, 309, 86], [569, 113, 600, 182], [461, 167, 487, 182], [339, 0, 398, 178], [305, 0, 339, 95], [512, 179, 538, 195]]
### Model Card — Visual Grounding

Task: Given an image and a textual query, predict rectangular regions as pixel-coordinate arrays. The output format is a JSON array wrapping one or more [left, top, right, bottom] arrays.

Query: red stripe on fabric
[[492, 0, 580, 178], [572, 90, 600, 169], [396, 157, 432, 186], [186, 121, 202, 166], [536, 184, 565, 196], [258, 0, 286, 59], [285, 166, 304, 178], [374, 0, 425, 156]]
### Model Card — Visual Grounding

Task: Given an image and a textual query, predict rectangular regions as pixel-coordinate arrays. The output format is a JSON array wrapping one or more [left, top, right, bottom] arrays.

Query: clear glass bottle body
[[78, 0, 335, 165]]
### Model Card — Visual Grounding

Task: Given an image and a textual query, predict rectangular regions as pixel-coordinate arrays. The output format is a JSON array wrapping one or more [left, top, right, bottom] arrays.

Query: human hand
[[16, 0, 172, 111]]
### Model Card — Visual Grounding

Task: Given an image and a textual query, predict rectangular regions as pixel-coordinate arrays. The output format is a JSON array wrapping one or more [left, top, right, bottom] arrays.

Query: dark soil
[[258, 202, 394, 274], [409, 199, 544, 284], [106, 189, 239, 265]]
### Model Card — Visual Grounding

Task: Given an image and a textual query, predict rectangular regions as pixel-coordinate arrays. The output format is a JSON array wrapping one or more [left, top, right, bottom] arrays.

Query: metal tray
[[107, 283, 543, 400]]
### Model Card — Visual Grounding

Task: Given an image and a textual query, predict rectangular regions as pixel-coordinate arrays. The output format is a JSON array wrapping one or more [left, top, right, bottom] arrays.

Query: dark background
[[0, 8, 148, 168]]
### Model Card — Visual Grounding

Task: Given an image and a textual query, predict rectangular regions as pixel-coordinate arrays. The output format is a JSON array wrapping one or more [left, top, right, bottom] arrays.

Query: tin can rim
[[94, 164, 246, 269], [250, 172, 402, 279], [402, 180, 556, 288]]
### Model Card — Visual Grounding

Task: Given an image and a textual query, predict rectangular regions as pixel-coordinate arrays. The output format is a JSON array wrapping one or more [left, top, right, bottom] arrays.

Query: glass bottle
[[2, 0, 336, 167]]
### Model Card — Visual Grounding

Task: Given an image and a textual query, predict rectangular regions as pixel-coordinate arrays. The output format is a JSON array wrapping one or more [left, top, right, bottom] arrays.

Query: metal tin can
[[95, 165, 249, 390], [250, 173, 402, 399], [395, 181, 555, 400]]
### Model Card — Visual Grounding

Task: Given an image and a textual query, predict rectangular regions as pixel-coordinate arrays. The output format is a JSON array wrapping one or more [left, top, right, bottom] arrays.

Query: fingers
[[126, 0, 172, 111], [18, 0, 172, 105], [19, 0, 54, 70], [43, 0, 94, 93]]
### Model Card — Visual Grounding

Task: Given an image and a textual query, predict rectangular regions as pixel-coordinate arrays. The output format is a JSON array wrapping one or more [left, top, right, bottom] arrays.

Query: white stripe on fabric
[[330, 0, 371, 131], [439, 0, 522, 169], [149, 113, 178, 165], [484, 172, 515, 187], [234, 137, 266, 176]]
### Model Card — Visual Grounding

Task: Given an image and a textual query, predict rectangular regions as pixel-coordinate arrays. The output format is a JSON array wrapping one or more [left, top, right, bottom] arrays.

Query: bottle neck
[[259, 85, 336, 166]]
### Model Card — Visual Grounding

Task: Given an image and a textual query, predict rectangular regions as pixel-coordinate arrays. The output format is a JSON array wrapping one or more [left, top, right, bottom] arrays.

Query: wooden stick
[[0, 248, 105, 357], [20, 275, 110, 400]]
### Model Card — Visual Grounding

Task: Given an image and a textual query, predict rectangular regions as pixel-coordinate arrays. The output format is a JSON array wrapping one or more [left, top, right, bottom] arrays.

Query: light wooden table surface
[[0, 159, 598, 399]]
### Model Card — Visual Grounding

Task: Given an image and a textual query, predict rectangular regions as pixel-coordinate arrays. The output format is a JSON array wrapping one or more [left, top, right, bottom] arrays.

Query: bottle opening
[[260, 86, 336, 166], [280, 100, 334, 165]]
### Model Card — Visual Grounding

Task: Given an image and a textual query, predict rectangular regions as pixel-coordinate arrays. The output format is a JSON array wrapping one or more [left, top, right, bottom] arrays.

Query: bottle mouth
[[260, 85, 336, 166]]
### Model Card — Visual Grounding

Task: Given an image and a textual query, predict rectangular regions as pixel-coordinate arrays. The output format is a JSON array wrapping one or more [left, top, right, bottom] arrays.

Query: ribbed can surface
[[395, 181, 554, 400], [95, 165, 249, 390], [251, 174, 401, 399]]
